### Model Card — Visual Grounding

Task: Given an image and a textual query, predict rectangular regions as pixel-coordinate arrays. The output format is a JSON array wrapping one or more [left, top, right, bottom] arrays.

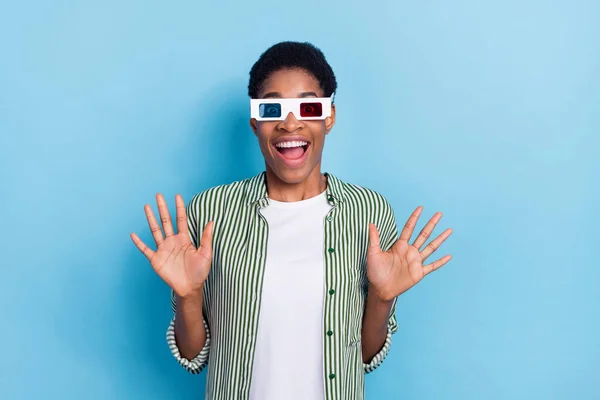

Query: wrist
[[180, 285, 204, 302], [367, 288, 395, 307]]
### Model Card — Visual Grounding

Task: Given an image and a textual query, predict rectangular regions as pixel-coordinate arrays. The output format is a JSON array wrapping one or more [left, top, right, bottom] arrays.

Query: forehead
[[259, 68, 324, 98]]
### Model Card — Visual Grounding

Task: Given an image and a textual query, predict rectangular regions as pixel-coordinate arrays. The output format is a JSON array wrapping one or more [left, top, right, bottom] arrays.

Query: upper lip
[[272, 136, 311, 146]]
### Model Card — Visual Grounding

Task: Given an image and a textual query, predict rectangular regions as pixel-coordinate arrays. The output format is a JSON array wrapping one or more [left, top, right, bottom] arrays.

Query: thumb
[[197, 221, 214, 257], [368, 223, 382, 255]]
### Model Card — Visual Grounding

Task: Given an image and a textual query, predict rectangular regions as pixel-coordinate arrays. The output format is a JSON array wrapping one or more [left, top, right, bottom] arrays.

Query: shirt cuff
[[166, 315, 211, 374], [363, 327, 393, 373], [363, 305, 398, 374]]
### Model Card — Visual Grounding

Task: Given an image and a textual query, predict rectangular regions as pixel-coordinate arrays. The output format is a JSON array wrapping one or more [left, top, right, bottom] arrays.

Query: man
[[131, 41, 452, 400]]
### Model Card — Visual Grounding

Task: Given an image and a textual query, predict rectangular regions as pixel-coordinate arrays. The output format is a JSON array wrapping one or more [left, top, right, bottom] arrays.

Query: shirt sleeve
[[363, 297, 399, 373], [166, 289, 211, 374], [363, 196, 400, 374], [165, 193, 211, 374]]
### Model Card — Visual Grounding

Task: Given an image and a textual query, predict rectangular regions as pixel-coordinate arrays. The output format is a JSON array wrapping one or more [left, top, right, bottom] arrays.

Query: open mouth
[[275, 143, 309, 160]]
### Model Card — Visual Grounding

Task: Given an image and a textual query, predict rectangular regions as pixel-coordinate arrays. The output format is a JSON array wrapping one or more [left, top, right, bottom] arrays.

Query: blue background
[[1, 1, 598, 399]]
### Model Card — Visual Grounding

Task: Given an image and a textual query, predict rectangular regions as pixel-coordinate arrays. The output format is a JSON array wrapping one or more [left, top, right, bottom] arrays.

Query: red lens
[[299, 102, 323, 117]]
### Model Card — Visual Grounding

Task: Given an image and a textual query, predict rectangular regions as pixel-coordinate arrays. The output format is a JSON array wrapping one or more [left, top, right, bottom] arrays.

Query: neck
[[264, 166, 327, 202]]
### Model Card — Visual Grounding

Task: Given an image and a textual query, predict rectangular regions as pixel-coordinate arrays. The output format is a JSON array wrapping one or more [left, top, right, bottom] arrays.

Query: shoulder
[[187, 172, 263, 210], [332, 175, 399, 243], [332, 174, 394, 212]]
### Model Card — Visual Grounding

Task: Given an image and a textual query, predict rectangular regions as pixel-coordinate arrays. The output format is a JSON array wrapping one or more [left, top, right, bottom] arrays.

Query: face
[[250, 68, 336, 185]]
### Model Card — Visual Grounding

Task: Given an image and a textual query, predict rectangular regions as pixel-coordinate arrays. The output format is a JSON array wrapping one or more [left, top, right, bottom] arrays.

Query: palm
[[149, 229, 212, 297], [366, 206, 453, 301], [131, 193, 214, 298]]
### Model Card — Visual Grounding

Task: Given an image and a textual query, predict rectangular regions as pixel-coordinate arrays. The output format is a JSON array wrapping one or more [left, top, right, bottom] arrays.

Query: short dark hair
[[248, 41, 337, 99]]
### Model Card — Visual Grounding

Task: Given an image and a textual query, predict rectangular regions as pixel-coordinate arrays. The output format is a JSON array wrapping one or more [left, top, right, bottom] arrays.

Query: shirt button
[[328, 247, 335, 253], [327, 330, 333, 337], [329, 289, 335, 295], [327, 216, 332, 222], [327, 195, 334, 202], [329, 373, 336, 380]]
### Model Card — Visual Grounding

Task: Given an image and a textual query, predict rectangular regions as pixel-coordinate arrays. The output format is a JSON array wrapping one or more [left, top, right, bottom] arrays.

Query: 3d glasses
[[250, 94, 334, 121]]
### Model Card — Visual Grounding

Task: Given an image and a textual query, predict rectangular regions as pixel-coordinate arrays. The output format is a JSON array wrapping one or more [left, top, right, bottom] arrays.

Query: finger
[[413, 212, 442, 250], [368, 223, 382, 253], [130, 232, 155, 260], [175, 194, 188, 236], [420, 228, 453, 260], [197, 221, 214, 260], [423, 254, 452, 275], [156, 193, 175, 237], [145, 204, 165, 246], [399, 206, 423, 242]]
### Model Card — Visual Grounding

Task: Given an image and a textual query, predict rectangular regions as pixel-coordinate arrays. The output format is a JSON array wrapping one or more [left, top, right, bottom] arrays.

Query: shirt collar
[[245, 171, 346, 207]]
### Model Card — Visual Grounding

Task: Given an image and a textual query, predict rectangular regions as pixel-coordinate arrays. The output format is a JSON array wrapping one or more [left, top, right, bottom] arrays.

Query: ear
[[249, 118, 259, 137], [324, 104, 336, 135]]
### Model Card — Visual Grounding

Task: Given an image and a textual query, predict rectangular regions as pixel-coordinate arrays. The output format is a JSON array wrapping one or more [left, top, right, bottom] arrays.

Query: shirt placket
[[323, 192, 341, 400], [240, 197, 270, 399]]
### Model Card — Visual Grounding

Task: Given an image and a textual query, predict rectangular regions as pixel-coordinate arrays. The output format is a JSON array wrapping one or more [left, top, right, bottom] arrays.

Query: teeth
[[275, 140, 308, 148]]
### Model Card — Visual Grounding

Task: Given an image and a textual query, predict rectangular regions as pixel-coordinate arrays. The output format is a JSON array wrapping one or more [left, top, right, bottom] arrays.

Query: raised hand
[[130, 193, 214, 298], [366, 206, 453, 301]]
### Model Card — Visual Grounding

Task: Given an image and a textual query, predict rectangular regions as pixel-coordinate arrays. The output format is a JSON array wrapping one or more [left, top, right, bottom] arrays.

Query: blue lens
[[259, 103, 281, 118]]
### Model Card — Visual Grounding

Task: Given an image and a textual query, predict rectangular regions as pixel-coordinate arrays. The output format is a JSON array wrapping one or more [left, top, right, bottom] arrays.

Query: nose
[[277, 112, 302, 132]]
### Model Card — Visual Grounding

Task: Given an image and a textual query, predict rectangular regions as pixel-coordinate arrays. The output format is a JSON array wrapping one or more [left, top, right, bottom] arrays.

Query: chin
[[268, 163, 315, 185]]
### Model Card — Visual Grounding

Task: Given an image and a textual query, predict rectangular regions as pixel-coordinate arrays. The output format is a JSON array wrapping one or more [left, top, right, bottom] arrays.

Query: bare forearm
[[174, 288, 207, 360], [361, 290, 394, 363]]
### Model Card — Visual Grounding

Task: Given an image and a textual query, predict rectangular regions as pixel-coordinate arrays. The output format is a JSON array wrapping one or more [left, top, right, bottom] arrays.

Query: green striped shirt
[[167, 171, 399, 400]]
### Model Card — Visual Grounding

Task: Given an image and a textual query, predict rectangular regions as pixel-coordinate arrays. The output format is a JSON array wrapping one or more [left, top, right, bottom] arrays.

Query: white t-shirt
[[249, 189, 333, 400]]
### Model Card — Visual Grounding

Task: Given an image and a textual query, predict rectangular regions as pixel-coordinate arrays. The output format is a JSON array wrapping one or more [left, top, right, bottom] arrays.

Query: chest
[[209, 203, 370, 289]]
